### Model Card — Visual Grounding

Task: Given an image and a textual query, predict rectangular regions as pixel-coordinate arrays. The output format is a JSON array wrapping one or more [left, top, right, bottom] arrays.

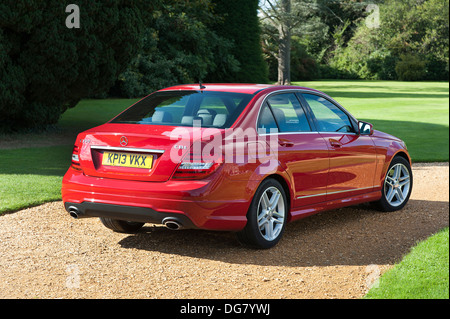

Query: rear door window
[[257, 102, 279, 133], [266, 93, 311, 132]]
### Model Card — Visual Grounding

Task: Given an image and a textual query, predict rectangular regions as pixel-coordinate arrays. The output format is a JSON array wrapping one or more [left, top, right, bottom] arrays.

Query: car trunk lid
[[78, 124, 192, 182]]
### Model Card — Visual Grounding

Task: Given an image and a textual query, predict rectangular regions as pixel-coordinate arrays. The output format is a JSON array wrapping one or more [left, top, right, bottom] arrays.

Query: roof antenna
[[199, 81, 206, 90]]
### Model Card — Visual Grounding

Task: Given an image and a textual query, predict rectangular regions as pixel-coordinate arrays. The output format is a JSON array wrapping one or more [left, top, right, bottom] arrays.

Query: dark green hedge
[[0, 0, 152, 132]]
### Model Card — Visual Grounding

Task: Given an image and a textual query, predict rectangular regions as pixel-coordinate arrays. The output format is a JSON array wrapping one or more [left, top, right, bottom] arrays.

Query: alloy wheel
[[257, 186, 285, 241], [384, 163, 411, 207]]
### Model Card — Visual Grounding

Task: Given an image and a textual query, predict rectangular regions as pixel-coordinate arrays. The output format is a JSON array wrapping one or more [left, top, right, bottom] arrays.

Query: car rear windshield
[[110, 91, 253, 128]]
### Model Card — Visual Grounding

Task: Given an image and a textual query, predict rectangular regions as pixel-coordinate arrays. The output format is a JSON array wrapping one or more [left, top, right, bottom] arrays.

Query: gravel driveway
[[0, 163, 448, 299]]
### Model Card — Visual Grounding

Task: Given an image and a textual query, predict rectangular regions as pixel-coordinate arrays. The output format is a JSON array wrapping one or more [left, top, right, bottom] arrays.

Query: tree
[[260, 0, 294, 84], [380, 0, 449, 79], [328, 0, 449, 80], [209, 0, 268, 83], [259, 0, 326, 84], [0, 0, 153, 132]]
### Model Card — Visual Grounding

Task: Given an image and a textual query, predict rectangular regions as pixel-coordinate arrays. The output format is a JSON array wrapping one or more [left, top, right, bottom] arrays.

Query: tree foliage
[[0, 0, 154, 132], [328, 0, 449, 80], [260, 0, 365, 82], [261, 0, 448, 81], [112, 0, 241, 98], [260, 0, 320, 84], [207, 0, 268, 83], [0, 0, 267, 130]]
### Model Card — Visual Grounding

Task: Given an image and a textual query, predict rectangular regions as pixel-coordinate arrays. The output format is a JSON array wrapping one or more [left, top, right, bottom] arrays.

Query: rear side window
[[257, 102, 278, 133], [267, 93, 311, 132], [111, 91, 253, 128]]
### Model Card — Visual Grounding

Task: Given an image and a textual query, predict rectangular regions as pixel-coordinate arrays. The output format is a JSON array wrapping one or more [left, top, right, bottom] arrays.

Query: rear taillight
[[172, 161, 221, 179], [71, 145, 82, 170], [172, 146, 222, 179]]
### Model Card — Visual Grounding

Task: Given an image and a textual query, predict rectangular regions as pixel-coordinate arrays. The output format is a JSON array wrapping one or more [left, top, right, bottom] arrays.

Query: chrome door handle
[[329, 139, 342, 148], [278, 139, 294, 147]]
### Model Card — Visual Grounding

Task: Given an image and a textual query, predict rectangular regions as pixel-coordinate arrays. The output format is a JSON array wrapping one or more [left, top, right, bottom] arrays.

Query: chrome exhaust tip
[[68, 206, 82, 219], [162, 217, 183, 230]]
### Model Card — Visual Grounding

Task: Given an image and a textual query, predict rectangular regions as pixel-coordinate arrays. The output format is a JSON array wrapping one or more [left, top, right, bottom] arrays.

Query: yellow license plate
[[102, 151, 153, 169]]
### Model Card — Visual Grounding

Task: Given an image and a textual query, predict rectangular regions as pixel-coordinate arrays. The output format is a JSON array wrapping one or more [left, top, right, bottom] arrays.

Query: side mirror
[[358, 121, 374, 135]]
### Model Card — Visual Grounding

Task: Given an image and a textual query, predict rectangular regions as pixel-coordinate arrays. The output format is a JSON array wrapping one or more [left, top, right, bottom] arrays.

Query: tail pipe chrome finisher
[[68, 206, 84, 219], [162, 217, 183, 230]]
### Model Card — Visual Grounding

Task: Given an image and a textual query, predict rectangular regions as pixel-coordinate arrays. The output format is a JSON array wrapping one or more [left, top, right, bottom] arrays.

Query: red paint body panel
[[275, 132, 329, 206], [61, 84, 411, 231], [319, 132, 378, 200]]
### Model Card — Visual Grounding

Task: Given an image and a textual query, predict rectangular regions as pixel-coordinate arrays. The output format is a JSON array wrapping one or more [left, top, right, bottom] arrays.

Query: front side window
[[111, 91, 253, 129], [302, 93, 355, 133]]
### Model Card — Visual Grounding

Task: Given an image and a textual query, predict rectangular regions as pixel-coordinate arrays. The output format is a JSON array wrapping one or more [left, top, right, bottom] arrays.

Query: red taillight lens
[[71, 145, 82, 170], [172, 162, 221, 179], [172, 145, 222, 179]]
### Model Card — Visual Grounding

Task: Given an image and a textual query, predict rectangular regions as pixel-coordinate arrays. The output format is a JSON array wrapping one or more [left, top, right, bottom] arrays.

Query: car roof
[[158, 83, 321, 95]]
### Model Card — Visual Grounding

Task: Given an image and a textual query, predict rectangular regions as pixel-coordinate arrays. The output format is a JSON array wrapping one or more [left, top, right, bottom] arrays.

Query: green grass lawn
[[365, 227, 449, 299], [0, 146, 72, 213], [0, 100, 138, 214], [58, 98, 139, 132], [293, 80, 449, 162]]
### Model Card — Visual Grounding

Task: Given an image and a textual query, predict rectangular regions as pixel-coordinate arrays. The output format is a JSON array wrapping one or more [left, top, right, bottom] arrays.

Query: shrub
[[425, 57, 450, 81], [367, 50, 399, 80], [395, 54, 427, 81]]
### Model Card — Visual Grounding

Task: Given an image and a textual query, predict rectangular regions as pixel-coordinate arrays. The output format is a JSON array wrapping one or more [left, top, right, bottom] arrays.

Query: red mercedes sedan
[[62, 84, 413, 248]]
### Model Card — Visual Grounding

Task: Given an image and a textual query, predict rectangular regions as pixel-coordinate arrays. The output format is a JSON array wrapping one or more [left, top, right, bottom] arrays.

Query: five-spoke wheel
[[237, 179, 287, 249], [376, 156, 413, 212], [257, 186, 285, 242]]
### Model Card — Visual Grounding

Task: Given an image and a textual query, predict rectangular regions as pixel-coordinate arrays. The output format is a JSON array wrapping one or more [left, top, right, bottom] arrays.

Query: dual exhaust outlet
[[68, 206, 184, 230]]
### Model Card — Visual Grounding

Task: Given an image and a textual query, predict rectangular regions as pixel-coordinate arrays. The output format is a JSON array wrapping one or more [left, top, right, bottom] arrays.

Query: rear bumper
[[61, 167, 252, 231], [64, 201, 197, 228]]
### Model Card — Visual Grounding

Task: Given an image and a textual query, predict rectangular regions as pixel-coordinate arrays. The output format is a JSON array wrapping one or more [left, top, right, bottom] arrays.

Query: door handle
[[329, 138, 342, 148], [278, 139, 294, 147]]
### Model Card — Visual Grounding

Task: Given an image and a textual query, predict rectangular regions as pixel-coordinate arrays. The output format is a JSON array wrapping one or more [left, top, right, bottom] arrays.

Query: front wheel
[[376, 156, 413, 212], [237, 179, 288, 249]]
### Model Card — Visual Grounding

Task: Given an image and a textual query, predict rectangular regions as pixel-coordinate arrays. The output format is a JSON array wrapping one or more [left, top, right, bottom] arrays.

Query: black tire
[[237, 179, 288, 249], [99, 217, 145, 233], [375, 156, 413, 212]]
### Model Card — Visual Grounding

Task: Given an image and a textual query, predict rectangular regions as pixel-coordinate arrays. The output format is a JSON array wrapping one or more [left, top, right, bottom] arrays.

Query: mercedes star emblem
[[119, 136, 128, 147]]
